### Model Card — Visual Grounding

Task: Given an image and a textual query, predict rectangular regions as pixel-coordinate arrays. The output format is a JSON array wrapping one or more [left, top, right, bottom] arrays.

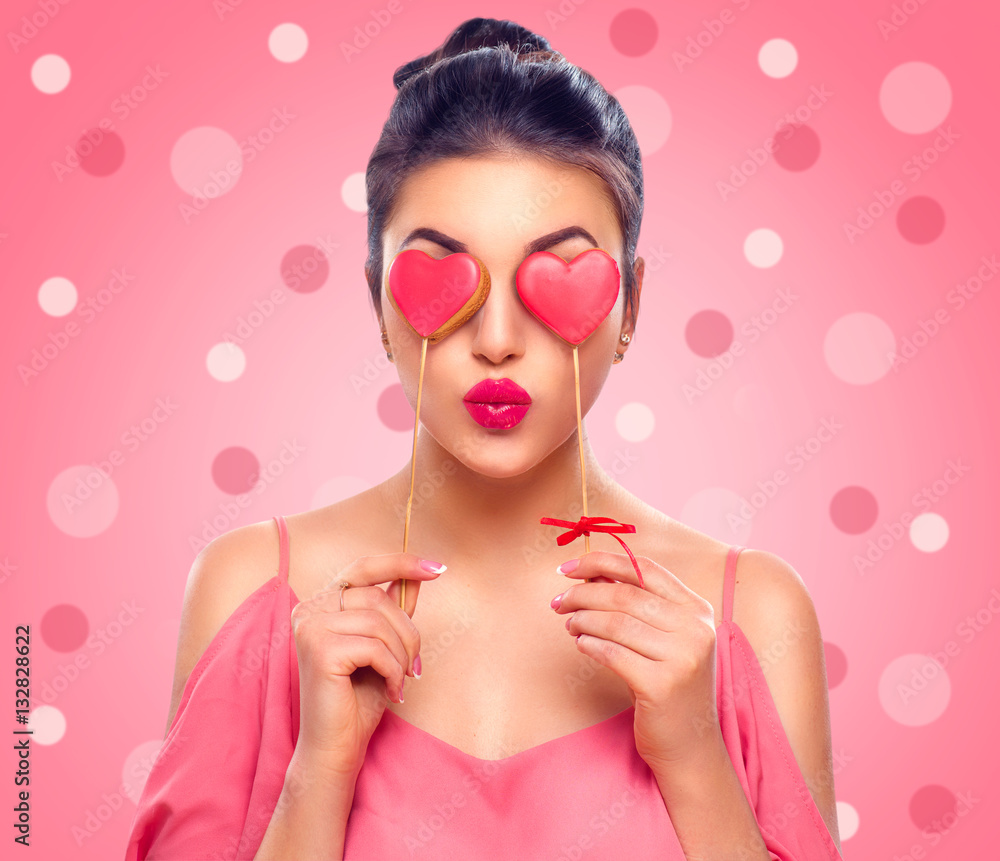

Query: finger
[[555, 582, 664, 626], [322, 607, 411, 690], [559, 550, 692, 601], [366, 585, 424, 676], [332, 633, 407, 704], [385, 574, 423, 620], [317, 553, 447, 592], [309, 554, 444, 615], [565, 609, 668, 661]]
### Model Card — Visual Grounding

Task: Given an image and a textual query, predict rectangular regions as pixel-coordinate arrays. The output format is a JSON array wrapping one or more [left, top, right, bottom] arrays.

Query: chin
[[453, 439, 538, 480]]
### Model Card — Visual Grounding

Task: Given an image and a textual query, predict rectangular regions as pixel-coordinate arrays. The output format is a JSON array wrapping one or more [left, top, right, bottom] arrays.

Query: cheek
[[576, 323, 619, 395], [533, 342, 604, 422]]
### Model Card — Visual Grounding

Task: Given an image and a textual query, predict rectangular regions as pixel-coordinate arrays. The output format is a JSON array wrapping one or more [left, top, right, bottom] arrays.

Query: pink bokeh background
[[3, 0, 999, 857]]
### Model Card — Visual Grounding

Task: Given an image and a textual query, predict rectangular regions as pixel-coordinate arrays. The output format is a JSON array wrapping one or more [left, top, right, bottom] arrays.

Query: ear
[[625, 256, 644, 336]]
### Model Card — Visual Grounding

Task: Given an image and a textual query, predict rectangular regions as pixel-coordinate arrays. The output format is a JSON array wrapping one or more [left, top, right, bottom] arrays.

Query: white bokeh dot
[[207, 342, 247, 382], [680, 487, 752, 545], [615, 402, 655, 442], [311, 475, 372, 510], [837, 801, 859, 840], [824, 312, 896, 384], [29, 705, 67, 744], [123, 740, 165, 803], [341, 172, 367, 212], [31, 54, 71, 94], [878, 653, 951, 726], [38, 276, 78, 316], [879, 61, 952, 134], [759, 39, 798, 78], [269, 23, 309, 63], [910, 512, 949, 552], [743, 228, 784, 268], [46, 464, 120, 538], [170, 127, 243, 198], [611, 84, 672, 155]]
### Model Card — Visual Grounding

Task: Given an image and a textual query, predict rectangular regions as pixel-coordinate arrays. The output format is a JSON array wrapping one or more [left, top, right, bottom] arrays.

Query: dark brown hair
[[364, 17, 644, 329]]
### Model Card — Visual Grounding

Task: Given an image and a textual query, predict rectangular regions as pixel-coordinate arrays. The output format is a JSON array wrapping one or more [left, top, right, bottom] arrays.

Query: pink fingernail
[[413, 654, 422, 679], [557, 558, 580, 574], [419, 559, 447, 573]]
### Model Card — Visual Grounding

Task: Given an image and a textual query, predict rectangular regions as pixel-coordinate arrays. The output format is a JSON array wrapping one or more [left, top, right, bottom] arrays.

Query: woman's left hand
[[550, 550, 723, 771]]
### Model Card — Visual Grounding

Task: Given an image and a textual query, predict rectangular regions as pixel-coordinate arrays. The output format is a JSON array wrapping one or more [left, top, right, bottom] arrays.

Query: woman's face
[[380, 154, 638, 480]]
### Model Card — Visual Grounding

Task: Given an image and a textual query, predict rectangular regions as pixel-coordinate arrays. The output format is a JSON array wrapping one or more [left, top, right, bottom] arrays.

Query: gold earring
[[381, 331, 393, 362], [613, 332, 629, 363]]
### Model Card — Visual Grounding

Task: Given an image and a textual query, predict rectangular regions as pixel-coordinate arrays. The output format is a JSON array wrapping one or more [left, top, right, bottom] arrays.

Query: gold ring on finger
[[335, 580, 352, 612]]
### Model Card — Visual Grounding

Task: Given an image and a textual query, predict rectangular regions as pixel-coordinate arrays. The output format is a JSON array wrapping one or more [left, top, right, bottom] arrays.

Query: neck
[[378, 425, 629, 588]]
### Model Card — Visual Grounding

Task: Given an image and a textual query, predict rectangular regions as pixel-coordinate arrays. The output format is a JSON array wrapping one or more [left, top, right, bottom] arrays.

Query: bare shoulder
[[281, 488, 401, 601], [641, 508, 840, 847], [162, 518, 282, 736], [637, 507, 821, 658], [632, 511, 733, 626], [728, 547, 841, 850], [728, 547, 824, 682]]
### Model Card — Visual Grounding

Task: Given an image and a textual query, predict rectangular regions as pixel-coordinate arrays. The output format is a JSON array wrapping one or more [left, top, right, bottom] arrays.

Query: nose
[[468, 269, 528, 364]]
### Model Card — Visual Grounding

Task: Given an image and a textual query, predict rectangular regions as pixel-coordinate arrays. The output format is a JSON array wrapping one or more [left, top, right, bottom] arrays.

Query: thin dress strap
[[722, 545, 745, 624], [272, 514, 289, 585]]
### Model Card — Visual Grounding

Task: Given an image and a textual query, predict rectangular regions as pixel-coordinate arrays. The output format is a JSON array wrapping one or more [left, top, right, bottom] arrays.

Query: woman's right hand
[[289, 553, 446, 777]]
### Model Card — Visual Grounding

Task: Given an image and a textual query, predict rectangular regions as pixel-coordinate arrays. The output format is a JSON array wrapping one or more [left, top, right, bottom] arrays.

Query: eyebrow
[[397, 225, 600, 257]]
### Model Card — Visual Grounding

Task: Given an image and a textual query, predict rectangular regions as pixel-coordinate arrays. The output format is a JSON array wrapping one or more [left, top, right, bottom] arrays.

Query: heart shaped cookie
[[386, 249, 490, 343], [515, 248, 621, 345]]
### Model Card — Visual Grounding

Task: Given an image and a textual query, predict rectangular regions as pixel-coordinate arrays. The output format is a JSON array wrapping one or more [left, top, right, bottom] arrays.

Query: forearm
[[253, 748, 358, 860], [652, 739, 772, 861]]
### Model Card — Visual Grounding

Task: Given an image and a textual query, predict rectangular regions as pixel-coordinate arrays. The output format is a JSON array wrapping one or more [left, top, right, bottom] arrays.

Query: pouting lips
[[463, 377, 532, 405], [463, 400, 530, 429]]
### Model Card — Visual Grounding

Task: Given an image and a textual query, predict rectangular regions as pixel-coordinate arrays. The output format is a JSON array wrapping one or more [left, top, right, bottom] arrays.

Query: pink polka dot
[[377, 384, 414, 431], [281, 244, 330, 294], [123, 740, 165, 803], [41, 604, 89, 652], [46, 464, 120, 538], [830, 485, 878, 534], [609, 9, 658, 57], [170, 126, 242, 197], [77, 129, 125, 177], [823, 641, 847, 688], [685, 310, 734, 358], [212, 446, 260, 494], [897, 196, 945, 244], [879, 62, 952, 134], [879, 653, 951, 726], [681, 487, 752, 545], [773, 123, 821, 171], [823, 312, 896, 385], [611, 85, 672, 154], [909, 785, 957, 834]]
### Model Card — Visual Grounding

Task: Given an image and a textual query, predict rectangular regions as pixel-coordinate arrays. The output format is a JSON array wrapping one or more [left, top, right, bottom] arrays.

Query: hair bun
[[393, 17, 557, 90]]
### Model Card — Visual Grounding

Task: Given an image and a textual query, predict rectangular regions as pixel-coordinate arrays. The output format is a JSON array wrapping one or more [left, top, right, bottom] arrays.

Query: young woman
[[125, 17, 843, 860]]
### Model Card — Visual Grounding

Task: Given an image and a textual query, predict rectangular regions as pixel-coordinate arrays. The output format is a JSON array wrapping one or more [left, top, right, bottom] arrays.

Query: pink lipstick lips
[[463, 377, 532, 429]]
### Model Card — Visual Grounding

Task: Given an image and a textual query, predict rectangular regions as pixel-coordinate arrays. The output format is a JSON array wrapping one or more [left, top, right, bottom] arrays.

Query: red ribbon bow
[[539, 515, 645, 590]]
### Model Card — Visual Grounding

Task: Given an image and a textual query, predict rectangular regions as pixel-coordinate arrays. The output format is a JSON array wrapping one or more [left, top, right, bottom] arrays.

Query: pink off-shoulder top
[[124, 514, 843, 860]]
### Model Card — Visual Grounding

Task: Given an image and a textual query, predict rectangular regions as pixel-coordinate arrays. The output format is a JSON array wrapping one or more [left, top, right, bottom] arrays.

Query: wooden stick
[[574, 346, 594, 585], [573, 345, 590, 554], [399, 336, 428, 609]]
